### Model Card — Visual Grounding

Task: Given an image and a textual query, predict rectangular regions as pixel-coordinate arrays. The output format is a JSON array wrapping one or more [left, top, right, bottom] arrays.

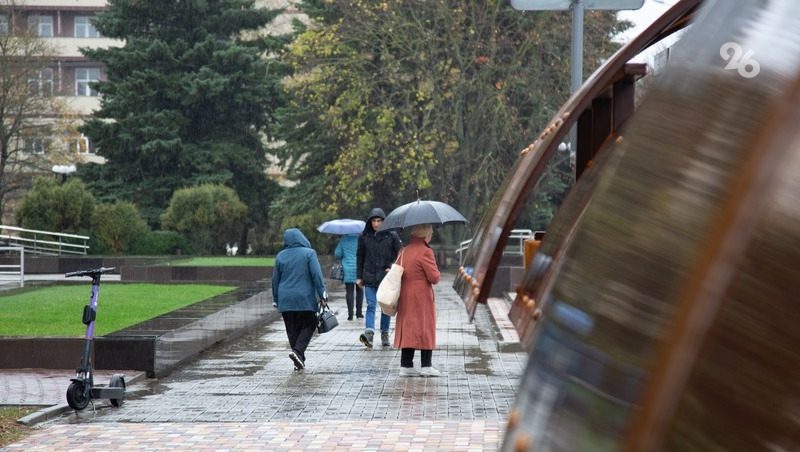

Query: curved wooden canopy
[[478, 0, 800, 449], [454, 0, 703, 319]]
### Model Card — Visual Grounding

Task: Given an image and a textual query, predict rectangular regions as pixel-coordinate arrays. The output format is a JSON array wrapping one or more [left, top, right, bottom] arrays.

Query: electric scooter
[[64, 267, 125, 410]]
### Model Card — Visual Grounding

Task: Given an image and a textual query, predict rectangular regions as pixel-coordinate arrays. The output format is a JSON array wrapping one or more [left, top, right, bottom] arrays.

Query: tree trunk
[[239, 223, 249, 256]]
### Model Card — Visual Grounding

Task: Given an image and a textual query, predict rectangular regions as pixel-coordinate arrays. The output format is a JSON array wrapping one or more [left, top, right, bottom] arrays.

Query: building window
[[73, 134, 94, 154], [28, 68, 54, 96], [75, 68, 100, 96], [0, 15, 8, 36], [25, 138, 50, 155], [28, 15, 54, 37], [74, 16, 100, 38]]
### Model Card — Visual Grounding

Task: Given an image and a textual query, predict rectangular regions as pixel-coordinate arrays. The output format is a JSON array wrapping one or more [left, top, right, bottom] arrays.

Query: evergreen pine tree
[[79, 0, 291, 248]]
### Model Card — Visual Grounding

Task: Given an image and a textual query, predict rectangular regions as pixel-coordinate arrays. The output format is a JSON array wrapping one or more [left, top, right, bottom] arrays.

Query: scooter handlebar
[[65, 267, 116, 278]]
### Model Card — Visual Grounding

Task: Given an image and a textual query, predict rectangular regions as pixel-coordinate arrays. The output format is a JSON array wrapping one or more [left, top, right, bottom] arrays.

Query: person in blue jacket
[[335, 234, 363, 320], [272, 228, 327, 371]]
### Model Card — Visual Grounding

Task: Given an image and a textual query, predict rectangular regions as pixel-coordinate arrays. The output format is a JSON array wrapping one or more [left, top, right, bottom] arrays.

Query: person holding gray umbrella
[[394, 223, 441, 377], [356, 207, 403, 348], [374, 199, 465, 374], [318, 218, 367, 321], [334, 233, 363, 320]]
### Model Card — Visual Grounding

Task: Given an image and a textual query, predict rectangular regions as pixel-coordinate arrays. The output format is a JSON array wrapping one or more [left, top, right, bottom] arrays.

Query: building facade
[[0, 0, 301, 223], [1, 0, 120, 165]]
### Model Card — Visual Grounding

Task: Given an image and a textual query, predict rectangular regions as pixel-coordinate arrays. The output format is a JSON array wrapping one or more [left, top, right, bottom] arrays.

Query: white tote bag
[[377, 251, 404, 316]]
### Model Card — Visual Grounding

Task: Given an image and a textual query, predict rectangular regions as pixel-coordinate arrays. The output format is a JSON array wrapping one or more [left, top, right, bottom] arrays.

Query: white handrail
[[455, 229, 540, 266], [0, 246, 25, 287], [504, 229, 534, 255], [0, 225, 90, 240], [0, 225, 89, 256]]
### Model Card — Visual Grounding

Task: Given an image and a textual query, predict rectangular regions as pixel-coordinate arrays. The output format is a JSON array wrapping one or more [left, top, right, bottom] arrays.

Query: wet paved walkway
[[3, 274, 526, 450]]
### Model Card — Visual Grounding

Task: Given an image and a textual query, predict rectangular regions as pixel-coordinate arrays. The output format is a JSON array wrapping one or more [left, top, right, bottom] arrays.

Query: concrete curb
[[17, 371, 148, 426]]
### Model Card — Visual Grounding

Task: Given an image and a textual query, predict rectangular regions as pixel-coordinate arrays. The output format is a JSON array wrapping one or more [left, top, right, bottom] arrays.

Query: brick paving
[[5, 420, 504, 451], [2, 274, 526, 450]]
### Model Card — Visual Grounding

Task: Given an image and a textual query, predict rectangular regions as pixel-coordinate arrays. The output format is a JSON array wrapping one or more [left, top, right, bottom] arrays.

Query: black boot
[[355, 286, 364, 318], [346, 283, 355, 320], [344, 283, 355, 320]]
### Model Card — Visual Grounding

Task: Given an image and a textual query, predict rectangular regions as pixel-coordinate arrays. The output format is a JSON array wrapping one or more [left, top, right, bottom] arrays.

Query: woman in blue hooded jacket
[[272, 228, 327, 371], [335, 234, 363, 320]]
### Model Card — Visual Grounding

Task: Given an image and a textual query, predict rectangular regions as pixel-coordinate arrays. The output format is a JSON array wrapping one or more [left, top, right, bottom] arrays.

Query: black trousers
[[400, 348, 432, 368], [281, 311, 317, 362], [345, 282, 364, 318]]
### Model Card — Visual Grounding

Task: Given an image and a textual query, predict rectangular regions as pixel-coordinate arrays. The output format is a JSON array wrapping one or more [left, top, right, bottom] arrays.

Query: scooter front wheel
[[66, 381, 90, 410]]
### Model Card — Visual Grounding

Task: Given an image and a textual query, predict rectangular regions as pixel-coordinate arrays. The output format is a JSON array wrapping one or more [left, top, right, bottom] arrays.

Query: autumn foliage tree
[[275, 0, 628, 236]]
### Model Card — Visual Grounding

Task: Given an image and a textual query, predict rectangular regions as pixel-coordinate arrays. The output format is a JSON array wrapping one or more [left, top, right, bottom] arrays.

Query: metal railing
[[0, 225, 89, 256], [0, 246, 24, 287], [455, 229, 537, 266]]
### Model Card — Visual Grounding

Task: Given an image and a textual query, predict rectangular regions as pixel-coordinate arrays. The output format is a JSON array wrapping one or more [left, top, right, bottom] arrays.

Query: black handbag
[[317, 300, 338, 333], [330, 263, 344, 281]]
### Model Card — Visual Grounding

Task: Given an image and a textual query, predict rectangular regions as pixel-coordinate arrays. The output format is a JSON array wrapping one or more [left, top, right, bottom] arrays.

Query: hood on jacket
[[365, 207, 387, 233], [283, 228, 311, 249]]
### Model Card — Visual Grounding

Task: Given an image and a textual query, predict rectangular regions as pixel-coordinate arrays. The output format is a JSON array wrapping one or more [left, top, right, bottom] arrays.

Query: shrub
[[15, 176, 95, 234], [91, 201, 149, 254], [160, 184, 247, 255], [130, 230, 188, 255]]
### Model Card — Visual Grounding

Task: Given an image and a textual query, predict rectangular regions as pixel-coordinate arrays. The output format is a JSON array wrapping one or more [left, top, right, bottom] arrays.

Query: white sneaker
[[399, 367, 419, 377], [419, 366, 440, 377]]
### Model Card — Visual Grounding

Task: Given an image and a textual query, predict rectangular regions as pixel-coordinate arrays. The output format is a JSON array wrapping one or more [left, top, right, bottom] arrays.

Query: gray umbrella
[[378, 200, 467, 231]]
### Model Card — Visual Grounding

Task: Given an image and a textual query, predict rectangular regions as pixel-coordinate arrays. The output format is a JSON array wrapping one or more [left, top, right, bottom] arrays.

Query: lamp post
[[511, 0, 645, 156], [52, 164, 76, 182]]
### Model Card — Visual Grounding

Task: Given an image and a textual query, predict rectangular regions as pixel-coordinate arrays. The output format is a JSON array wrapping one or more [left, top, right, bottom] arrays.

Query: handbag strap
[[395, 249, 404, 266]]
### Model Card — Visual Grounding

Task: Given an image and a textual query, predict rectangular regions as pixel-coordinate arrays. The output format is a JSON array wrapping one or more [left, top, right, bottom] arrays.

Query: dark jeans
[[345, 282, 364, 318], [281, 311, 317, 362], [400, 348, 432, 368]]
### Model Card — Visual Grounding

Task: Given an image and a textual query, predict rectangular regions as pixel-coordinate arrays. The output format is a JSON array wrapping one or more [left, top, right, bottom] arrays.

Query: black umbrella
[[378, 199, 467, 231]]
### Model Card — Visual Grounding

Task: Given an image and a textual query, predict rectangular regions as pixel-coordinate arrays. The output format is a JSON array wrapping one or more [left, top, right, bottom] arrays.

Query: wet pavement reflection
[[47, 274, 527, 425]]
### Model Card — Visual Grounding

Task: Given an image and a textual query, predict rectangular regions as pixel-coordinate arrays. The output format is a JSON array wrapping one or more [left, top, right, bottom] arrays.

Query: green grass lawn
[[0, 407, 35, 447], [169, 256, 274, 266], [0, 283, 234, 337]]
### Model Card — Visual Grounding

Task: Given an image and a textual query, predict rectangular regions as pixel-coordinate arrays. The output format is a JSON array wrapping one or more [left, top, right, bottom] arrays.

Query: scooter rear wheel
[[109, 375, 126, 407], [66, 381, 90, 410]]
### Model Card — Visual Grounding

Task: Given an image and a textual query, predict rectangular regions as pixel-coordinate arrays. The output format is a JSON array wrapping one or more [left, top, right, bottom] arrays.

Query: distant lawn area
[[0, 283, 234, 337], [169, 256, 274, 266]]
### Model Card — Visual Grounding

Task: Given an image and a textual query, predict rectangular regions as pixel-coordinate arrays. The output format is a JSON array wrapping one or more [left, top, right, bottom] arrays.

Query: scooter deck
[[91, 386, 124, 399]]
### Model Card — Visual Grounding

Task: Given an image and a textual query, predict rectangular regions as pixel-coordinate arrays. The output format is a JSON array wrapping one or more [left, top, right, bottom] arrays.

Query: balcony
[[62, 95, 100, 115], [47, 36, 122, 58], [20, 0, 107, 8]]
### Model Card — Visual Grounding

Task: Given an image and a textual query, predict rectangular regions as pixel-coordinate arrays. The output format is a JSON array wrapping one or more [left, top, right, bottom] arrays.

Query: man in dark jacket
[[356, 207, 403, 348], [272, 228, 327, 370]]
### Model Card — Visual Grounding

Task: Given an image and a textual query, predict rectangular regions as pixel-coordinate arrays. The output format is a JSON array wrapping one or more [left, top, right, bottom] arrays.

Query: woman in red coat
[[394, 224, 441, 377]]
